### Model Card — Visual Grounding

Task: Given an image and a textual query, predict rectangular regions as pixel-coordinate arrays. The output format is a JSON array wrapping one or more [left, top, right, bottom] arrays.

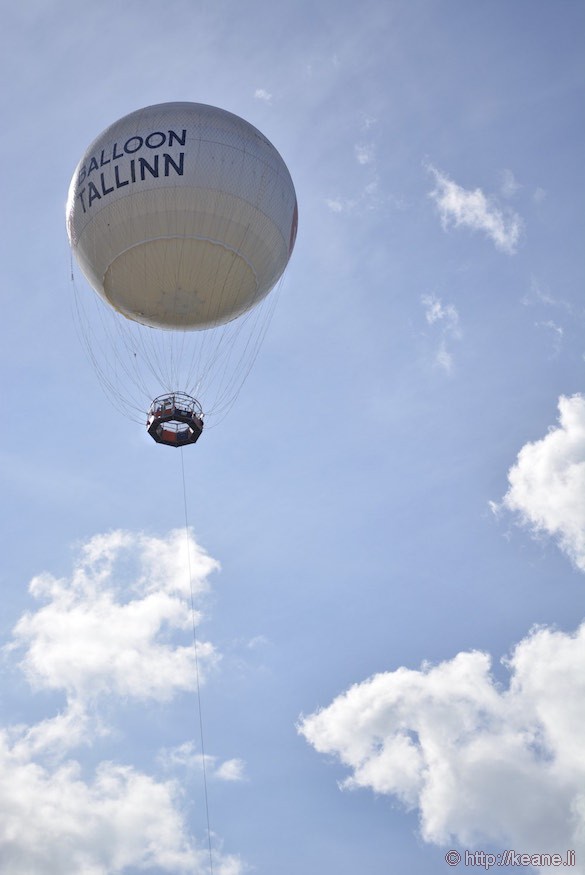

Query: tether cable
[[180, 446, 214, 875]]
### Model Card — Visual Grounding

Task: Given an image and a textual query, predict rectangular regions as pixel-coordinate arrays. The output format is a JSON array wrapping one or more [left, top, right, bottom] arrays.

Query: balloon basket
[[146, 393, 204, 448]]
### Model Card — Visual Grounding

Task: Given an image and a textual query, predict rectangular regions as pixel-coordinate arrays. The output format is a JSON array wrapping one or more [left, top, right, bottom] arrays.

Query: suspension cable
[[180, 446, 214, 875]]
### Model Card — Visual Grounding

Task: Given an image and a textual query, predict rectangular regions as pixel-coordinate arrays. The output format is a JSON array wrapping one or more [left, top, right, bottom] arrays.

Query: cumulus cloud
[[7, 529, 218, 701], [421, 294, 462, 374], [299, 623, 585, 866], [8, 700, 100, 762], [0, 731, 207, 874], [427, 164, 522, 253], [0, 724, 244, 874], [0, 529, 243, 874], [494, 394, 585, 571]]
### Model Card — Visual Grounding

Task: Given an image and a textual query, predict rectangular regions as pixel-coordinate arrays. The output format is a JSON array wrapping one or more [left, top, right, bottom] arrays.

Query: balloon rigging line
[[69, 246, 285, 428], [180, 448, 214, 875]]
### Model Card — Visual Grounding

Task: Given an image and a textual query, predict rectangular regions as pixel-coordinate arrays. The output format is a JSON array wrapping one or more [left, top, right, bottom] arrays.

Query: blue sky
[[1, 1, 584, 873]]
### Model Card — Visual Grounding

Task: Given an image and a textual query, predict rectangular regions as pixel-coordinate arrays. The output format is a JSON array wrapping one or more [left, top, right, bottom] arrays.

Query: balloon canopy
[[66, 102, 298, 330]]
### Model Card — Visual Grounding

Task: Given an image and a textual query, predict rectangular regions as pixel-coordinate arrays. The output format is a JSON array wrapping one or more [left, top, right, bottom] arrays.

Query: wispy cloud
[[427, 164, 522, 254], [492, 394, 585, 571], [326, 180, 386, 214], [522, 276, 558, 308], [536, 319, 564, 357], [325, 127, 384, 214], [325, 196, 357, 214], [435, 340, 454, 373], [254, 88, 272, 103], [160, 743, 246, 782], [299, 621, 585, 859], [360, 114, 377, 131], [215, 758, 246, 782], [421, 294, 462, 374], [499, 168, 521, 199], [354, 143, 374, 165], [422, 294, 460, 330], [522, 276, 573, 325]]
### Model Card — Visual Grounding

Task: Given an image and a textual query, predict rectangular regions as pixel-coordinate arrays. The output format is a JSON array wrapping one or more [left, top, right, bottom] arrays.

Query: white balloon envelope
[[66, 102, 298, 330], [66, 103, 298, 440]]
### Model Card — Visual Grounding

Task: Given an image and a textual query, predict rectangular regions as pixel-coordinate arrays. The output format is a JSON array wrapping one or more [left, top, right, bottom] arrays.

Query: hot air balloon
[[66, 102, 298, 446]]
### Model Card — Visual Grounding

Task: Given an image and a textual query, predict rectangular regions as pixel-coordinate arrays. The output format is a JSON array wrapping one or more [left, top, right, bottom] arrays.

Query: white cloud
[[0, 731, 208, 874], [360, 114, 377, 131], [495, 394, 585, 571], [325, 179, 384, 215], [523, 276, 558, 308], [159, 743, 246, 782], [247, 634, 269, 649], [427, 164, 522, 253], [421, 294, 462, 374], [254, 88, 272, 103], [326, 131, 384, 214], [215, 758, 246, 782], [355, 143, 374, 165], [0, 725, 244, 875], [499, 168, 521, 198], [158, 740, 203, 772], [299, 622, 585, 866], [325, 196, 356, 214], [0, 529, 243, 875], [435, 340, 453, 374], [9, 700, 99, 762], [7, 529, 218, 702], [422, 294, 460, 331], [536, 320, 564, 357]]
